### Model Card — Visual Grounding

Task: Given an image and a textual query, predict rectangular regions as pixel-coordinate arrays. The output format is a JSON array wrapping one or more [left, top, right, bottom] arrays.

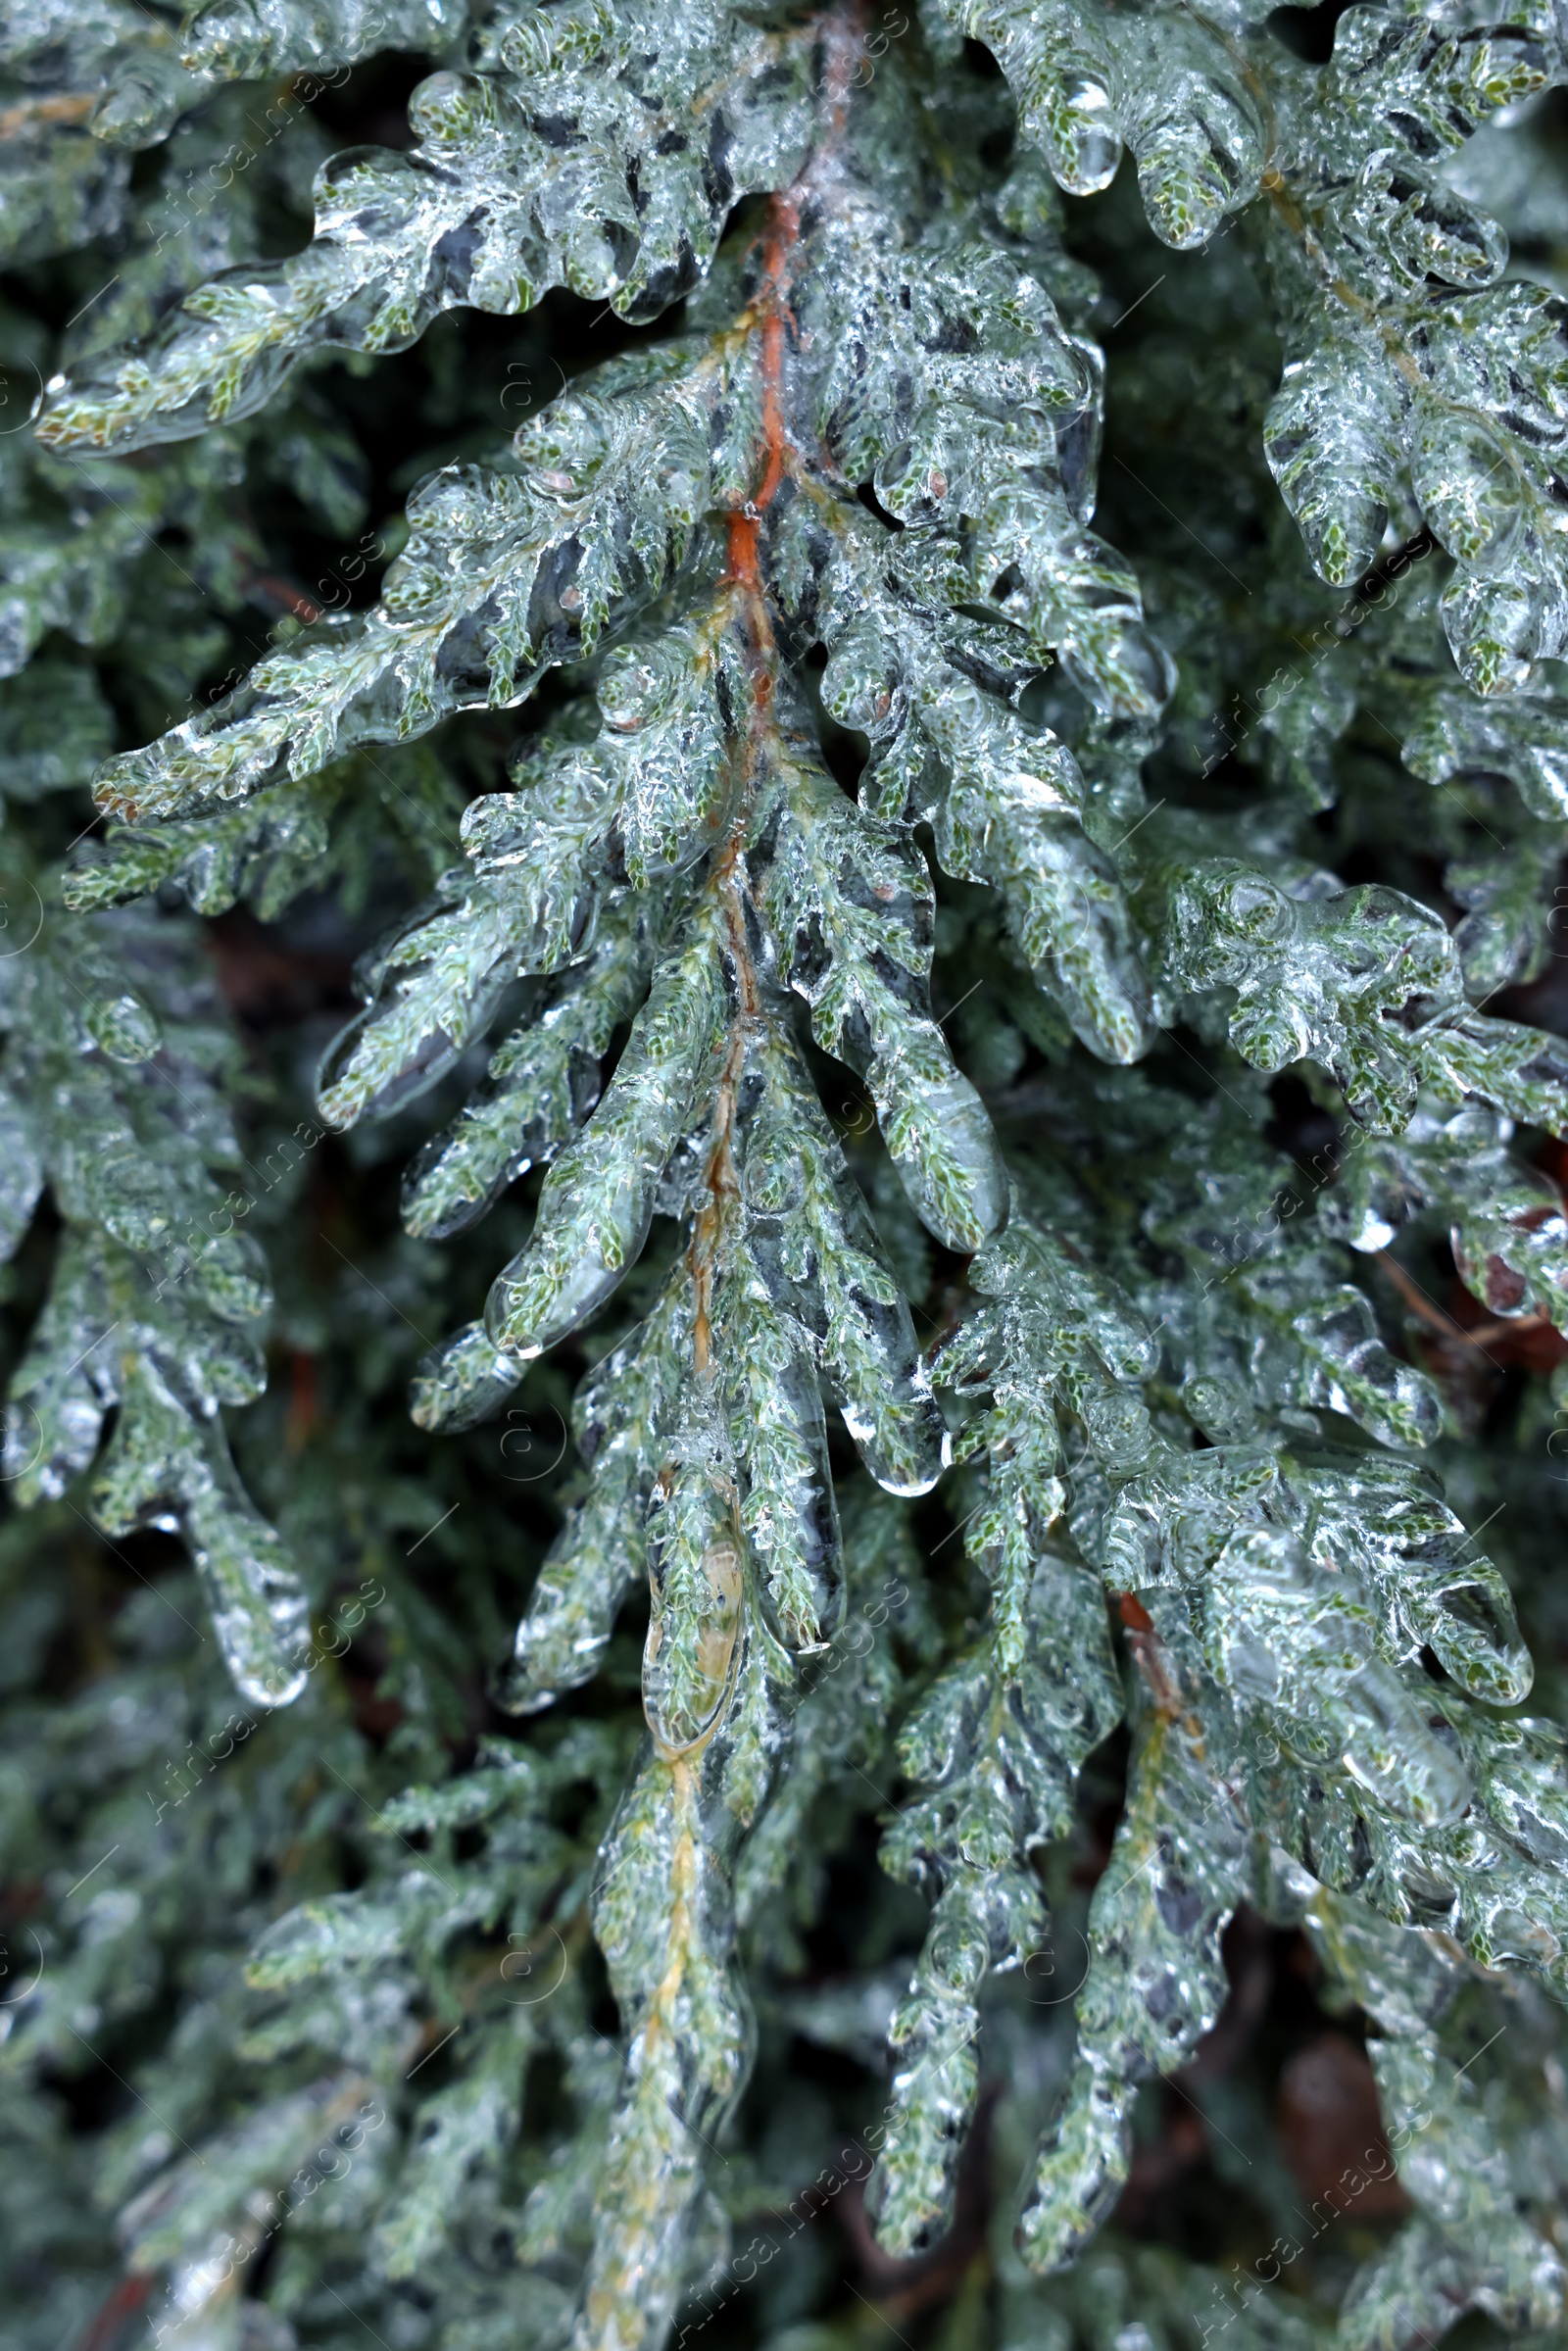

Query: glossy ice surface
[[6, 4, 1568, 2349]]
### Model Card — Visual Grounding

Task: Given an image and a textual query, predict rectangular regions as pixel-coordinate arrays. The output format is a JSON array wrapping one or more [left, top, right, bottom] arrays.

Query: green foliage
[[5, 10, 1568, 2351]]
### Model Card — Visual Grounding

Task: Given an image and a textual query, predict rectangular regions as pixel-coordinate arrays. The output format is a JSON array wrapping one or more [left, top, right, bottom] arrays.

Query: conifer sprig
[[5, 6, 1568, 2351]]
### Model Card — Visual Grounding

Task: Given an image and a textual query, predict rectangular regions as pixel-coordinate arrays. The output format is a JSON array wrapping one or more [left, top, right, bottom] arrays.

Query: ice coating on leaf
[[872, 1872, 1032, 2252], [719, 1281, 842, 1653], [1139, 1090, 1452, 1448], [1256, 11, 1568, 693], [946, 1209, 1163, 1483], [734, 1478, 935, 1925], [93, 400, 716, 821], [738, 1023, 950, 1502], [918, 1066, 1553, 1978], [865, 1207, 1147, 2252], [587, 1671, 777, 2351], [1404, 678, 1568, 822], [934, 0, 1270, 249], [1262, 277, 1568, 694], [1105, 1446, 1529, 1778], [1136, 827, 1568, 1137], [818, 583, 1163, 1063], [1020, 1504, 1542, 2276], [920, 675, 1160, 1063], [1319, 1098, 1568, 1335], [643, 1440, 755, 1759], [923, 0, 1568, 696], [495, 1301, 677, 1712], [1444, 830, 1562, 999], [1019, 1606, 1250, 2272], [473, 948, 941, 1731], [1264, 1684, 1568, 1987], [1417, 1006, 1568, 1133], [93, 1351, 310, 1708], [485, 911, 724, 1359], [402, 891, 662, 1241], [1228, 1259, 1443, 1449], [0, 893, 306, 1705], [1265, 332, 1405, 591], [80, 60, 1184, 1475], [759, 743, 1008, 1251], [35, 0, 824, 450], [874, 1546, 1119, 2251], [1305, 1891, 1566, 2348], [121, 69, 1146, 1566], [318, 755, 671, 1141], [85, 167, 1155, 826], [179, 0, 466, 79], [410, 1314, 528, 1434]]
